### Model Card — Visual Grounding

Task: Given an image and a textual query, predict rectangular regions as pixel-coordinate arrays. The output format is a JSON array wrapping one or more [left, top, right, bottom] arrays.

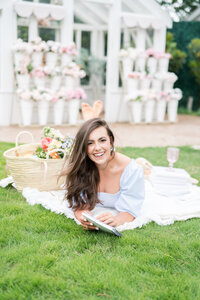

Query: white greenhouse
[[0, 0, 172, 126]]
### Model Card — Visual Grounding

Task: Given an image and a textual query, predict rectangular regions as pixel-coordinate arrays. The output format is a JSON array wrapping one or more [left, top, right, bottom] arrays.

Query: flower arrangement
[[16, 89, 33, 101], [31, 88, 53, 102], [60, 42, 78, 56], [62, 63, 86, 78], [12, 39, 32, 54], [118, 49, 128, 58], [35, 126, 74, 159], [158, 52, 172, 59], [156, 90, 170, 101], [163, 72, 178, 83], [65, 87, 87, 100], [52, 88, 66, 103], [128, 91, 144, 102], [31, 67, 46, 78], [168, 88, 182, 101], [145, 48, 160, 59], [46, 40, 60, 53], [30, 37, 47, 52]]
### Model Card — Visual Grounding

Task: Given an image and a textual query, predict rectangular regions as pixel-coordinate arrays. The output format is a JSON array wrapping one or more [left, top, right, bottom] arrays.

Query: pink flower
[[41, 137, 52, 151]]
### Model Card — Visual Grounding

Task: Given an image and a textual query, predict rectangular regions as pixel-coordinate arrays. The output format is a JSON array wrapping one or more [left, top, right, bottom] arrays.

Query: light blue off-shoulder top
[[97, 160, 145, 218]]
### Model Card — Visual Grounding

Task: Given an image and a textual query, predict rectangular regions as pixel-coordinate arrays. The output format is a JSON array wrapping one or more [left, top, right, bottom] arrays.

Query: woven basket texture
[[4, 143, 66, 191]]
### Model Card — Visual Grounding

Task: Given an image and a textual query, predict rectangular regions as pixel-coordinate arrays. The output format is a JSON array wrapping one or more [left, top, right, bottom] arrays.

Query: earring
[[110, 146, 115, 153]]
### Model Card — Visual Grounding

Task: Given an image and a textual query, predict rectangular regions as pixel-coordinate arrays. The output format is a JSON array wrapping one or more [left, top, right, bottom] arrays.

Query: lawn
[[0, 142, 200, 300]]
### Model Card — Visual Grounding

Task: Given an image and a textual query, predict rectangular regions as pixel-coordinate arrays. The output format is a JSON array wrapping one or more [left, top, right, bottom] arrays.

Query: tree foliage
[[156, 0, 200, 19], [166, 32, 187, 73]]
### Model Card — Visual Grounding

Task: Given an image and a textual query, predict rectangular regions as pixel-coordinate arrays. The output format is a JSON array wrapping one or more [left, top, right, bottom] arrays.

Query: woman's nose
[[94, 142, 101, 150]]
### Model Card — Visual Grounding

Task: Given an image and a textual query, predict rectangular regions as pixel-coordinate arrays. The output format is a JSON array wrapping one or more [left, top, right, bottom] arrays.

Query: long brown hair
[[64, 118, 115, 211]]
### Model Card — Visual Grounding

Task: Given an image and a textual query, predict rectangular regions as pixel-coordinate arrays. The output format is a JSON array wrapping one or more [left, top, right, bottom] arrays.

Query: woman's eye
[[88, 142, 93, 145], [100, 139, 106, 142]]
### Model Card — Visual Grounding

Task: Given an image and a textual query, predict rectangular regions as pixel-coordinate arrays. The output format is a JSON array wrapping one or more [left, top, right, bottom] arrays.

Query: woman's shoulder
[[115, 152, 132, 171]]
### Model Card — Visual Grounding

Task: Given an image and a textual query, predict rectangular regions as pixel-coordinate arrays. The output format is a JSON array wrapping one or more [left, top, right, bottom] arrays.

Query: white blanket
[[1, 177, 200, 232]]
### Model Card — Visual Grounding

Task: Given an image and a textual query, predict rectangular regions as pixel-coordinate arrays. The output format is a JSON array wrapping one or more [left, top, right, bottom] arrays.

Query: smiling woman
[[63, 118, 145, 230]]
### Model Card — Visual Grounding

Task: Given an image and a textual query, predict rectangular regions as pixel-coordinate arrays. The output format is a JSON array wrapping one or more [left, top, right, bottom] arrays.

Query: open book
[[82, 212, 122, 237]]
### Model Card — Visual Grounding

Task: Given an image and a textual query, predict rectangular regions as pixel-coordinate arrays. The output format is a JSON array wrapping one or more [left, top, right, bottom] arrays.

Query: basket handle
[[15, 131, 34, 147], [42, 149, 67, 185]]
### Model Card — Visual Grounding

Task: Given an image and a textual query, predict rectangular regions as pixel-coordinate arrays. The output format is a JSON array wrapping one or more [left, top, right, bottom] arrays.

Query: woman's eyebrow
[[88, 136, 107, 142]]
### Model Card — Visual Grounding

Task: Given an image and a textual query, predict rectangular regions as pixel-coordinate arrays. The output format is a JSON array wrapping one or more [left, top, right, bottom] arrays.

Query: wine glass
[[167, 147, 179, 170]]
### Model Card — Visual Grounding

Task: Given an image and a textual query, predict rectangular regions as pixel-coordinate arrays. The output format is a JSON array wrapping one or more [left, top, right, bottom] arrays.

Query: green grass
[[0, 142, 200, 300]]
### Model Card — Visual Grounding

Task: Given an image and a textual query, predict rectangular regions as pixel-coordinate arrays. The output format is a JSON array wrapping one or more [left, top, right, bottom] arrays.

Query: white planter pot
[[33, 76, 46, 88], [45, 52, 58, 68], [53, 99, 65, 125], [144, 100, 155, 123], [163, 80, 174, 91], [51, 76, 62, 91], [16, 74, 30, 89], [167, 99, 178, 122], [147, 57, 157, 74], [127, 77, 139, 94], [130, 101, 143, 123], [155, 100, 167, 122], [135, 57, 146, 72], [152, 79, 162, 91], [158, 58, 169, 73], [122, 57, 134, 79], [65, 76, 79, 88], [140, 78, 151, 90], [14, 52, 24, 67], [19, 100, 33, 126], [61, 53, 72, 67], [37, 101, 49, 125], [68, 99, 80, 125], [32, 52, 43, 68]]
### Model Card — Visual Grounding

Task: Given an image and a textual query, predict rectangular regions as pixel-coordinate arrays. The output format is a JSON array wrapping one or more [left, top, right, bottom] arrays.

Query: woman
[[64, 118, 145, 230]]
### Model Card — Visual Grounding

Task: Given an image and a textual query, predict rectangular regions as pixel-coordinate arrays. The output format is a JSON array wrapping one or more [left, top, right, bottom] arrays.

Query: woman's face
[[87, 126, 112, 168]]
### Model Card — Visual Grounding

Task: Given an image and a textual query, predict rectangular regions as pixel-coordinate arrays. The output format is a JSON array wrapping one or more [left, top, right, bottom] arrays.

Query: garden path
[[0, 115, 199, 147]]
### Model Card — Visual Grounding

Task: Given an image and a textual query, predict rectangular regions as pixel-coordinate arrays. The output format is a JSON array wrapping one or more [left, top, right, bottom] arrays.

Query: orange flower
[[49, 150, 59, 159]]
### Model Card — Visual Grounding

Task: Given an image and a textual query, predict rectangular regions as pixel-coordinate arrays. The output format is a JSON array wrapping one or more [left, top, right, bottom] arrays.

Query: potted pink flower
[[45, 40, 60, 68], [16, 88, 34, 126], [31, 67, 46, 88], [127, 72, 141, 93], [30, 37, 47, 68], [145, 48, 159, 74], [60, 42, 78, 67]]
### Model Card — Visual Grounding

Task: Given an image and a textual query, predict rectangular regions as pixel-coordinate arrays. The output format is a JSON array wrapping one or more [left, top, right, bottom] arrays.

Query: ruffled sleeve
[[115, 160, 145, 218]]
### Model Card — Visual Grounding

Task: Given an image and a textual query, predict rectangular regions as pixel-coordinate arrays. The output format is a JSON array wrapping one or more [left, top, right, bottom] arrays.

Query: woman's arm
[[97, 211, 134, 227]]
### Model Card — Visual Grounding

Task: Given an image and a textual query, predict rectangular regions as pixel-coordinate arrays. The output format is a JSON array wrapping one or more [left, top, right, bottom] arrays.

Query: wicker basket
[[4, 132, 67, 192]]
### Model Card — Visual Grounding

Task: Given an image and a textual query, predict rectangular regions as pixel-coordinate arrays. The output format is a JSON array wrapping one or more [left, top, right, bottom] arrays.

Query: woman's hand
[[97, 212, 135, 227], [74, 209, 99, 231]]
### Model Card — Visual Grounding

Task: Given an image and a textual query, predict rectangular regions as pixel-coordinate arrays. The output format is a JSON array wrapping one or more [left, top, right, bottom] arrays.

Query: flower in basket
[[128, 71, 141, 79], [36, 126, 74, 159], [46, 40, 60, 53], [66, 87, 87, 101]]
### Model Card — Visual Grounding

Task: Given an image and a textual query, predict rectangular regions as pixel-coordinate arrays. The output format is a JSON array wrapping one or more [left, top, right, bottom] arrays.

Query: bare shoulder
[[115, 152, 131, 170]]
